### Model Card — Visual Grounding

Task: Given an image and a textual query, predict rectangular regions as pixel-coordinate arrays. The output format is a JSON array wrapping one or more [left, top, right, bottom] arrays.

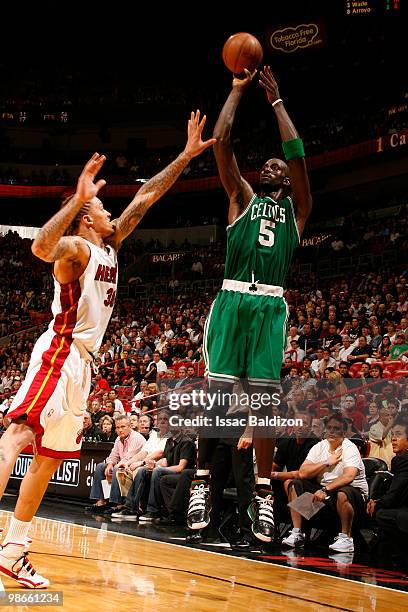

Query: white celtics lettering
[[251, 202, 286, 248]]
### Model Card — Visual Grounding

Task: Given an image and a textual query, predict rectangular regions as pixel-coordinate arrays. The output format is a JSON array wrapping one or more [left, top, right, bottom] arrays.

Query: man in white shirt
[[282, 414, 368, 553], [284, 340, 305, 364], [149, 351, 168, 376], [108, 389, 125, 415], [336, 336, 357, 365]]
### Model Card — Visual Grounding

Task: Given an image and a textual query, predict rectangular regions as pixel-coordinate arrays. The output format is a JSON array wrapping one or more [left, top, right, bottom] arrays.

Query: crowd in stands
[[0, 209, 407, 563]]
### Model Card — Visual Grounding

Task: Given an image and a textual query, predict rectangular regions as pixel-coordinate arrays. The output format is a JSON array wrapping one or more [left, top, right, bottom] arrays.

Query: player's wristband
[[272, 98, 283, 107], [282, 137, 305, 161]]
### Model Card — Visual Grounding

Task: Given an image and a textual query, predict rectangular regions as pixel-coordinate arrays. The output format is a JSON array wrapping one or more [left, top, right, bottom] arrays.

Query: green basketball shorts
[[203, 280, 289, 385]]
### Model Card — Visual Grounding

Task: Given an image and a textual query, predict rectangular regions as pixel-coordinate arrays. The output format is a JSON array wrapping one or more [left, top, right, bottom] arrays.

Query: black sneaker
[[84, 502, 108, 513], [187, 480, 211, 530], [231, 532, 259, 551], [139, 512, 160, 522], [248, 491, 274, 543], [111, 508, 138, 520]]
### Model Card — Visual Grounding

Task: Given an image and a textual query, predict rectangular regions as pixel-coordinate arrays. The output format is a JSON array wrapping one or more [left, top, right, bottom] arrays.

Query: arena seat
[[384, 360, 404, 372], [392, 370, 408, 378], [349, 363, 363, 377]]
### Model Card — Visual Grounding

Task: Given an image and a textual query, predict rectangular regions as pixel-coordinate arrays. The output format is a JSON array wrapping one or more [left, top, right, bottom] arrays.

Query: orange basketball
[[222, 32, 263, 74]]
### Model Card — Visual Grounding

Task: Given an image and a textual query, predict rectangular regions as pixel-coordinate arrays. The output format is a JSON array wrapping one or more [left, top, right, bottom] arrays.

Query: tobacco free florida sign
[[270, 23, 325, 53]]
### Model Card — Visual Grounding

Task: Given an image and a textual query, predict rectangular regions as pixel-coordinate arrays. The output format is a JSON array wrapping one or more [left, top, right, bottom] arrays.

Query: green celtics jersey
[[224, 193, 300, 286]]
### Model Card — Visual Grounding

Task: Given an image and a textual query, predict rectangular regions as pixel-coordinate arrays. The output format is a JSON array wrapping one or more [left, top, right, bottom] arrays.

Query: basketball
[[222, 32, 263, 74]]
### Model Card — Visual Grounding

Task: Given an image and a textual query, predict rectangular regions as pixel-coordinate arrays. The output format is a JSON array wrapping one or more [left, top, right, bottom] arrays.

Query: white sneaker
[[281, 529, 305, 548], [0, 542, 49, 589], [329, 534, 354, 553]]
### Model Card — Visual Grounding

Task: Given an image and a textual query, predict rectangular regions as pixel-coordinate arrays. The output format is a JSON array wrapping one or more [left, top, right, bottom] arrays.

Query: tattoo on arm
[[116, 151, 191, 241], [32, 196, 85, 262]]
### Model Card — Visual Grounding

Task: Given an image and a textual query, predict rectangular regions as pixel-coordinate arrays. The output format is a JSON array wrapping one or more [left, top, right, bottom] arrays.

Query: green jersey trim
[[226, 193, 257, 231], [287, 196, 301, 244]]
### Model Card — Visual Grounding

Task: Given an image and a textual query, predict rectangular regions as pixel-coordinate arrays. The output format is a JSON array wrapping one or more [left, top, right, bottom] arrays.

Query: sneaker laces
[[256, 495, 274, 526], [188, 484, 208, 514]]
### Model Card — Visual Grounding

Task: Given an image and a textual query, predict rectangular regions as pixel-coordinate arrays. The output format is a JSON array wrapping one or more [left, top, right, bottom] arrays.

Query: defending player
[[0, 111, 215, 588]]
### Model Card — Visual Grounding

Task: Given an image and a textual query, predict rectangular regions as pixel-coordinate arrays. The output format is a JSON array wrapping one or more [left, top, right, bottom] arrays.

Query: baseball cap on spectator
[[396, 333, 406, 339]]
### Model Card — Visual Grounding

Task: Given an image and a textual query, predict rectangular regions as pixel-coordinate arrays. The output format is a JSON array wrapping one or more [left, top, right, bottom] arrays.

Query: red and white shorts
[[7, 329, 91, 458]]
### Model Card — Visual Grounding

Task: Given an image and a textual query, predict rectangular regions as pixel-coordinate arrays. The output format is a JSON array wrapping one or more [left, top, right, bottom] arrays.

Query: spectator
[[368, 406, 394, 468], [82, 412, 102, 442], [367, 419, 408, 573], [99, 415, 117, 442], [347, 337, 373, 363], [86, 416, 146, 513], [283, 415, 368, 552]]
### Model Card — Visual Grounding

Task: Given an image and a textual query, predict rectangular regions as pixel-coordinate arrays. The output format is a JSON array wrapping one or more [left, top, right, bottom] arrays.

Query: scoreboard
[[345, 0, 401, 14]]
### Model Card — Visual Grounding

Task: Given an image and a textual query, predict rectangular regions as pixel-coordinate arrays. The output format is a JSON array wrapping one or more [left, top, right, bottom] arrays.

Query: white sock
[[292, 527, 301, 533], [256, 477, 271, 487], [196, 470, 210, 477], [3, 517, 31, 546]]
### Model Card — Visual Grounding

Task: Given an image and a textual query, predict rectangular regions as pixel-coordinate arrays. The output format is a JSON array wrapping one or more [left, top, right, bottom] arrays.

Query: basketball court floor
[[0, 494, 407, 610]]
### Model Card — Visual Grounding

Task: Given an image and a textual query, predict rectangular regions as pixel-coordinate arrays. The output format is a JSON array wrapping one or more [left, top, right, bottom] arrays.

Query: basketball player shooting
[[187, 67, 312, 543], [0, 111, 215, 588]]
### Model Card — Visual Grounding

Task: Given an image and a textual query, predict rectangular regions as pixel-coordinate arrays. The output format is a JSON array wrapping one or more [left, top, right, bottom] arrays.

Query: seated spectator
[[373, 336, 392, 361], [271, 413, 320, 499], [285, 339, 305, 364], [129, 413, 139, 430], [369, 407, 395, 468], [108, 389, 125, 415], [89, 399, 105, 424], [112, 420, 195, 522], [387, 333, 408, 361], [283, 415, 368, 552], [86, 416, 146, 513], [367, 418, 408, 572], [335, 337, 357, 365], [341, 395, 367, 433], [347, 336, 372, 363], [364, 400, 380, 434], [138, 413, 155, 439], [99, 415, 117, 442], [82, 412, 103, 442], [112, 411, 172, 517]]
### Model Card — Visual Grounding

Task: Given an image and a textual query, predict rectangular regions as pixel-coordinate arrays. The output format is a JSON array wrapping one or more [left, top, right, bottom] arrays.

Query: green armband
[[282, 137, 305, 161]]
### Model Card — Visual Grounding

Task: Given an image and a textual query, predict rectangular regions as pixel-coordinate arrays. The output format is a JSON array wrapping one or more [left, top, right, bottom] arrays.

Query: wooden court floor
[[0, 510, 407, 611]]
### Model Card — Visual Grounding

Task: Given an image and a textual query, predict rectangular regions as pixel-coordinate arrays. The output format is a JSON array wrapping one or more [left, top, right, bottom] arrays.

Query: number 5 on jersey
[[258, 219, 275, 247]]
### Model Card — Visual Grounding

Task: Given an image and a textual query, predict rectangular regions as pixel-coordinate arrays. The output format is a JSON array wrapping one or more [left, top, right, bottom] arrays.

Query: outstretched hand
[[184, 110, 217, 158], [232, 68, 257, 90], [259, 66, 281, 105], [76, 152, 107, 202]]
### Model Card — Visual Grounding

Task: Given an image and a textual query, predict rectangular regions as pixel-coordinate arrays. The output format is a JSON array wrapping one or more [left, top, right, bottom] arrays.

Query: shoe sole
[[0, 563, 48, 589], [111, 515, 138, 520], [188, 520, 209, 530], [281, 539, 305, 548], [251, 526, 272, 543], [329, 545, 354, 553]]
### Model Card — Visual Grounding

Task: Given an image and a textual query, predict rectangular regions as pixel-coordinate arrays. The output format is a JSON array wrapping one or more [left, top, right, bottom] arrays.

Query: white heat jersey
[[49, 239, 118, 354]]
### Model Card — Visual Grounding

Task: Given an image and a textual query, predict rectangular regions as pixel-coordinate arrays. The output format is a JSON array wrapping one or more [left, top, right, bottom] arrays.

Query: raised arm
[[31, 153, 107, 263], [259, 66, 312, 236], [111, 111, 215, 246], [213, 70, 255, 224]]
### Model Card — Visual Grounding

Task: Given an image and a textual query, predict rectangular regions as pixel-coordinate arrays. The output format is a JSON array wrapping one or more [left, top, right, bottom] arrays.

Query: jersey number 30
[[258, 219, 275, 247], [104, 288, 116, 308]]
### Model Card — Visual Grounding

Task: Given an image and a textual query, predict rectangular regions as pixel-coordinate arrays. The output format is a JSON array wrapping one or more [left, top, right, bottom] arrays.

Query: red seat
[[349, 363, 363, 378], [384, 360, 403, 372], [392, 370, 408, 378], [116, 386, 133, 399]]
